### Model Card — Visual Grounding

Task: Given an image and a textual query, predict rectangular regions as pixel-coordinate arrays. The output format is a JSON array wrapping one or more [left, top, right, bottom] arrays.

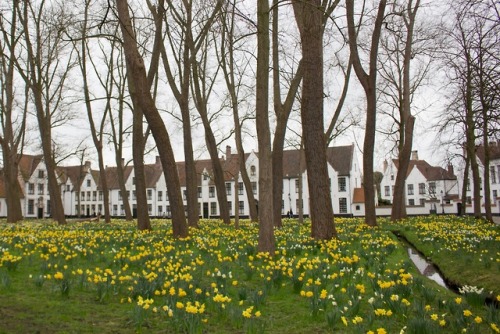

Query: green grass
[[0, 217, 498, 334]]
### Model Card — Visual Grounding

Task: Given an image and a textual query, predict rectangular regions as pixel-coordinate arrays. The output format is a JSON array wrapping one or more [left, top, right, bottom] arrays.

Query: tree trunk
[[460, 153, 469, 216], [256, 0, 275, 253], [346, 0, 387, 227], [132, 104, 151, 231], [116, 0, 188, 237], [294, 0, 336, 239], [2, 151, 23, 223]]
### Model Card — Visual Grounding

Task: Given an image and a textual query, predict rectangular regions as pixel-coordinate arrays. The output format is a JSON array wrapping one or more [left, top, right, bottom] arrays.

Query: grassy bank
[[0, 217, 498, 333]]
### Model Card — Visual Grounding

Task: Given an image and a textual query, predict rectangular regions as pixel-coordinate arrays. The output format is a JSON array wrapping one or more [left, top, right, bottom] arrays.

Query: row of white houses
[[2, 142, 499, 219], [380, 142, 500, 216], [0, 145, 364, 219]]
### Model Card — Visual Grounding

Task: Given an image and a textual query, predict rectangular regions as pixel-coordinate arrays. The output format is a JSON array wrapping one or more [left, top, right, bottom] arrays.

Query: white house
[[380, 151, 460, 215], [462, 141, 500, 215]]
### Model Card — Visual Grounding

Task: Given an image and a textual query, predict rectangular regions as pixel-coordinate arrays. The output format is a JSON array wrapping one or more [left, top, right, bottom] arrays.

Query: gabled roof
[[352, 187, 365, 203], [394, 159, 457, 181], [105, 165, 134, 190], [476, 142, 500, 165], [281, 144, 355, 177], [58, 163, 91, 190], [18, 154, 44, 181]]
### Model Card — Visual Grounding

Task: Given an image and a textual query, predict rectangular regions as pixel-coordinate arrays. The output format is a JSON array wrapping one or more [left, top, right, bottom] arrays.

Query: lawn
[[0, 217, 498, 334]]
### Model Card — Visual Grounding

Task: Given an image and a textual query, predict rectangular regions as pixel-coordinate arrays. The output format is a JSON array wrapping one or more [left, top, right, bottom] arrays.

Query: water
[[407, 247, 448, 288]]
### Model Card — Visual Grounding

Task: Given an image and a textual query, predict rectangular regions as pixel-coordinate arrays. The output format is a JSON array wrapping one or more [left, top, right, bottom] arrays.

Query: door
[[203, 203, 209, 218]]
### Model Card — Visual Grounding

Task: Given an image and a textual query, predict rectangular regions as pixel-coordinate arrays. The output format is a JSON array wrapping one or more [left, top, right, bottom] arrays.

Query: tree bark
[[256, 0, 275, 253], [116, 0, 188, 237], [293, 0, 336, 239], [346, 0, 387, 226]]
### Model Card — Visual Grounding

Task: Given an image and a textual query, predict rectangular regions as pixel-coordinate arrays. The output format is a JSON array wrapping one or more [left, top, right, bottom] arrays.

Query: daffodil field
[[0, 217, 498, 333]]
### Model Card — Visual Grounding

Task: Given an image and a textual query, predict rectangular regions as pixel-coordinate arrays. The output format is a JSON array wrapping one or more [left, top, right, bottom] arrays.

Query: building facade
[[0, 145, 362, 219]]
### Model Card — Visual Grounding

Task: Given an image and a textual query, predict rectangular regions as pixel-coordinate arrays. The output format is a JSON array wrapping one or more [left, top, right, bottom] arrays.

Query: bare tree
[[216, 0, 259, 222], [256, 0, 275, 252], [346, 0, 387, 226], [293, 0, 336, 239], [15, 0, 77, 224], [71, 0, 113, 223], [0, 0, 28, 223], [116, 0, 188, 237]]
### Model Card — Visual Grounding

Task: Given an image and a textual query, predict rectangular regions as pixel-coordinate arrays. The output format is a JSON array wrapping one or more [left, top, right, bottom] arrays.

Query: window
[[491, 166, 497, 184], [38, 183, 44, 195], [132, 177, 135, 185], [466, 196, 472, 204], [183, 190, 187, 200], [99, 191, 103, 201], [91, 204, 96, 215], [198, 187, 202, 198], [355, 205, 360, 211], [92, 191, 97, 201], [226, 182, 232, 196], [75, 205, 79, 215], [133, 190, 137, 200], [251, 182, 257, 195], [28, 183, 35, 195], [339, 198, 347, 213], [384, 186, 390, 197], [296, 199, 303, 211], [28, 200, 34, 215], [166, 205, 171, 217], [295, 179, 299, 193], [81, 191, 85, 201], [158, 191, 163, 201], [409, 199, 415, 206], [87, 179, 91, 187], [467, 179, 471, 191], [148, 204, 152, 214], [158, 206, 163, 214], [120, 204, 124, 215], [113, 205, 117, 215], [66, 185, 70, 191], [407, 184, 414, 195], [98, 204, 102, 213], [119, 191, 122, 201], [238, 182, 244, 195], [210, 202, 217, 215], [429, 182, 436, 194], [238, 201, 245, 215], [209, 186, 215, 198], [147, 189, 152, 200], [338, 177, 346, 192], [228, 201, 232, 216], [419, 198, 425, 206], [493, 190, 498, 198], [87, 191, 91, 201], [281, 200, 285, 214], [419, 183, 426, 195], [390, 174, 394, 181], [38, 170, 44, 178], [250, 165, 256, 176], [203, 173, 208, 181]]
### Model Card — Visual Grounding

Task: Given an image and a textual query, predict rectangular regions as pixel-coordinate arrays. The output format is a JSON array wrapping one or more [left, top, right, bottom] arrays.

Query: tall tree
[[293, 0, 336, 239], [72, 0, 112, 223], [16, 0, 75, 224], [217, 0, 258, 222], [379, 0, 423, 221], [0, 0, 27, 223], [116, 0, 188, 237], [346, 0, 387, 226], [256, 0, 275, 252]]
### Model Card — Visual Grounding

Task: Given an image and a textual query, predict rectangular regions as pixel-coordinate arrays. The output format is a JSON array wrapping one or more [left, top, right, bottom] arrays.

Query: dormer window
[[250, 165, 256, 176], [87, 179, 91, 187], [38, 170, 44, 178], [203, 173, 208, 181]]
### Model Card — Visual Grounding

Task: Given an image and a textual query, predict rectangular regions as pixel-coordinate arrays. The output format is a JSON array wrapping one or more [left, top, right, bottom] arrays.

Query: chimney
[[411, 150, 418, 160], [383, 159, 388, 172], [226, 145, 231, 159], [448, 164, 454, 175]]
